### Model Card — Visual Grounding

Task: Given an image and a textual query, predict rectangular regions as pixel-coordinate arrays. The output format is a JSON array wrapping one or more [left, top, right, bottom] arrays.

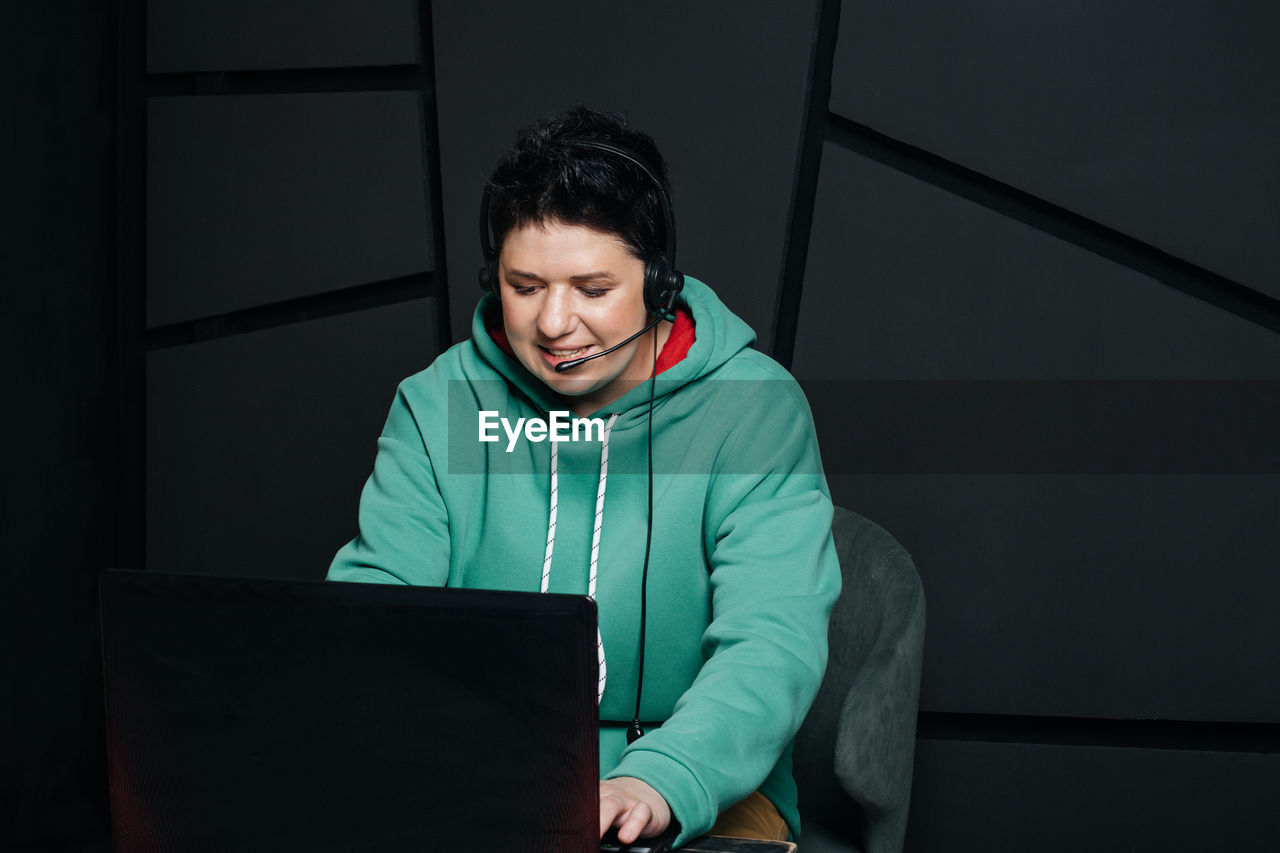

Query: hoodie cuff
[[603, 748, 714, 848]]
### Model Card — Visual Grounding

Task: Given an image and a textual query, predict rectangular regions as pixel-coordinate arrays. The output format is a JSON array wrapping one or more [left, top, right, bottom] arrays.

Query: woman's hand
[[599, 776, 672, 843]]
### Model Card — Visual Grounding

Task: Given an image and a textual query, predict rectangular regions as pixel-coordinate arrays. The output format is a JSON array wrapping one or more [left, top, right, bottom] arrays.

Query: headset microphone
[[553, 291, 675, 373]]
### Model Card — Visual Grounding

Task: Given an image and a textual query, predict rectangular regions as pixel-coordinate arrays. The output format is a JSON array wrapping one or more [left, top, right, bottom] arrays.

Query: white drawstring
[[540, 440, 557, 594], [540, 412, 619, 704]]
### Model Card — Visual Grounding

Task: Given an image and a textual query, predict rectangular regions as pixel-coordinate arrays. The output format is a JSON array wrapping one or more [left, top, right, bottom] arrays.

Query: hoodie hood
[[469, 276, 756, 430]]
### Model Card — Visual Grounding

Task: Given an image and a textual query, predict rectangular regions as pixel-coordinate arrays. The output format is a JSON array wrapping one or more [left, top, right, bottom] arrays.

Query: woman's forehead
[[500, 221, 639, 278]]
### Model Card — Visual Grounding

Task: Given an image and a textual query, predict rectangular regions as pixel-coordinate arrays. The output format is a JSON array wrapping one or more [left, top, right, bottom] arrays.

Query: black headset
[[477, 139, 684, 314]]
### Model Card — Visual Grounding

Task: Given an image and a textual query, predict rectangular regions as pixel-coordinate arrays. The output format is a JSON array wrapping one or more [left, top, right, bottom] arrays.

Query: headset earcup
[[644, 257, 684, 312], [642, 256, 662, 311], [664, 269, 685, 306], [644, 256, 683, 312]]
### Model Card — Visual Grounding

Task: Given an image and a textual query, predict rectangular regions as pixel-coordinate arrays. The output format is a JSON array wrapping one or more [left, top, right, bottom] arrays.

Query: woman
[[329, 106, 840, 847]]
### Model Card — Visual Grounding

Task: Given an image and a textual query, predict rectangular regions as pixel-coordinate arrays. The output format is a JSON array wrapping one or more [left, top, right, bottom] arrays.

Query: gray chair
[[792, 506, 926, 853]]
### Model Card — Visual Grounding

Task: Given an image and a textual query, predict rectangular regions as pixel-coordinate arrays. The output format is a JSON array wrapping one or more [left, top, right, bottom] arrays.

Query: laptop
[[99, 569, 600, 852]]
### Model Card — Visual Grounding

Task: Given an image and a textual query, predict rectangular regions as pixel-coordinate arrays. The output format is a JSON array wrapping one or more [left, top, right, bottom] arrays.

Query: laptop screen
[[100, 570, 599, 852]]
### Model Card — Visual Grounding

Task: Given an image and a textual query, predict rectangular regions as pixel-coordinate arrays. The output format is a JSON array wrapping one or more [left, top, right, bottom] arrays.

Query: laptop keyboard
[[599, 825, 679, 853]]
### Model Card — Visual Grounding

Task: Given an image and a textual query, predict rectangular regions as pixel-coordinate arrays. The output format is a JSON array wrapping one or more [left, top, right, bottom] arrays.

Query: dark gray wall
[[910, 738, 1277, 851], [431, 0, 823, 353], [133, 0, 447, 584], [795, 1, 1280, 849], [2, 2, 116, 847], [147, 0, 419, 73], [146, 300, 438, 580], [145, 91, 433, 325], [831, 0, 1280, 299], [8, 0, 1276, 849]]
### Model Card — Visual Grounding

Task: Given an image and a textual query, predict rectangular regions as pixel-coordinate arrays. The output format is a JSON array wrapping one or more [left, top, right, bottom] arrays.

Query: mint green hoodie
[[329, 277, 840, 844]]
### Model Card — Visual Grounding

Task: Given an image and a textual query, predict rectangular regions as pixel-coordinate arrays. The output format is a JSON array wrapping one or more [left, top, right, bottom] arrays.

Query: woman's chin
[[542, 372, 604, 399]]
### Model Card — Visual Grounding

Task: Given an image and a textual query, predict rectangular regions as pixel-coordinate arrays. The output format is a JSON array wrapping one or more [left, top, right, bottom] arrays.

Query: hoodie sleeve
[[604, 377, 841, 844], [327, 383, 451, 586]]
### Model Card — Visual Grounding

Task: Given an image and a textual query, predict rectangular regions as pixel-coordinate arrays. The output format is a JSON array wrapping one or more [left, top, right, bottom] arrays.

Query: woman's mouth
[[539, 345, 594, 366]]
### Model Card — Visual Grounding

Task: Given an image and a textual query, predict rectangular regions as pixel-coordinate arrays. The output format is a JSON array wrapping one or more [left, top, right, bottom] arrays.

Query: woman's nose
[[536, 287, 576, 339]]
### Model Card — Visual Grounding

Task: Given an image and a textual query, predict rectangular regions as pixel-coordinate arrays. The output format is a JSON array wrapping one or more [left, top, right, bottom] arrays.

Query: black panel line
[[827, 113, 1280, 336], [145, 65, 423, 97], [144, 273, 437, 351], [918, 711, 1280, 755], [417, 0, 452, 345], [772, 0, 842, 370]]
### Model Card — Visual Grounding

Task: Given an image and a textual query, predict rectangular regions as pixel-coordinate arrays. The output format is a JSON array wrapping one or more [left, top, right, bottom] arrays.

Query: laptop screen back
[[100, 570, 599, 852]]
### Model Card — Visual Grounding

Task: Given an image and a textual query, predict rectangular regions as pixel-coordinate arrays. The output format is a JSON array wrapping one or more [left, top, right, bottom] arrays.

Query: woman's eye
[[580, 288, 608, 299], [512, 285, 539, 295]]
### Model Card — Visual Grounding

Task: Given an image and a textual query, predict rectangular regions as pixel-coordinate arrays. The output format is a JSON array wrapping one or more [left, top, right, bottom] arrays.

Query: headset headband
[[478, 138, 678, 276]]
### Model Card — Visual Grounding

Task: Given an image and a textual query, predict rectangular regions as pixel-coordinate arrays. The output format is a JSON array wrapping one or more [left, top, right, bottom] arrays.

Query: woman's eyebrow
[[569, 271, 617, 283]]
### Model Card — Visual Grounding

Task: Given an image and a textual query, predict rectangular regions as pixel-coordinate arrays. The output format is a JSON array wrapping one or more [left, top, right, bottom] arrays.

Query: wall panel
[[794, 144, 1280, 381], [147, 93, 433, 326], [829, 0, 1280, 299], [148, 0, 419, 73], [826, 473, 1280, 722], [146, 299, 439, 581], [905, 739, 1279, 852]]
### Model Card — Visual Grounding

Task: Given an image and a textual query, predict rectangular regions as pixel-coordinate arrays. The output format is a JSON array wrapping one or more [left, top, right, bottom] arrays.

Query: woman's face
[[499, 220, 657, 416]]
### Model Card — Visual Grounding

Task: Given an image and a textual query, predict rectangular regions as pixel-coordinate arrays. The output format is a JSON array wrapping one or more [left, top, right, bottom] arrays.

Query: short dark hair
[[485, 106, 670, 262]]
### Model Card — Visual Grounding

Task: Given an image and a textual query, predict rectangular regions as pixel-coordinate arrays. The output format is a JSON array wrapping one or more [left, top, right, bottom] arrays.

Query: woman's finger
[[615, 801, 653, 844]]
